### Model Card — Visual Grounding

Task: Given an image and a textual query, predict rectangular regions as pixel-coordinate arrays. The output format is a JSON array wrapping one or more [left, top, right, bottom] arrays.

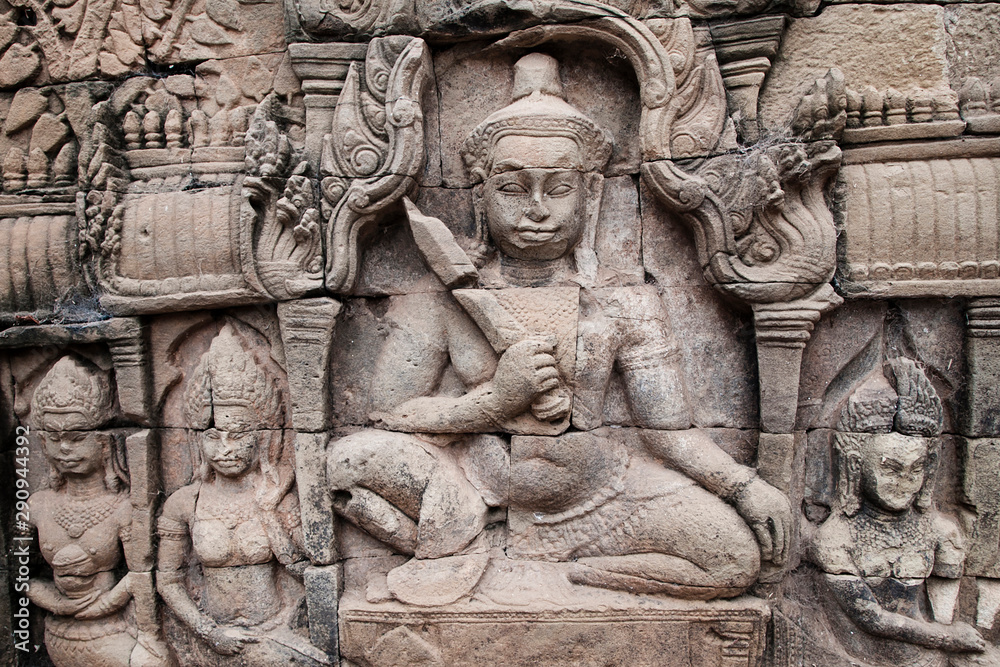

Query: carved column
[[124, 430, 170, 661], [961, 298, 1000, 628], [276, 297, 343, 657], [753, 290, 839, 582], [288, 43, 369, 170], [710, 16, 785, 144], [104, 318, 152, 425], [753, 304, 820, 488]]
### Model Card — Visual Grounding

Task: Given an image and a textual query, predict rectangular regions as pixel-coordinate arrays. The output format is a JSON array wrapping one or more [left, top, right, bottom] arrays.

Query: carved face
[[201, 428, 258, 477], [41, 431, 104, 477], [860, 432, 929, 513], [480, 135, 589, 261]]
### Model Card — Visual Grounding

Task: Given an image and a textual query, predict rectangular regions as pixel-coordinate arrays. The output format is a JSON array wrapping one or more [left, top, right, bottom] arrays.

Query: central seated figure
[[327, 52, 790, 603]]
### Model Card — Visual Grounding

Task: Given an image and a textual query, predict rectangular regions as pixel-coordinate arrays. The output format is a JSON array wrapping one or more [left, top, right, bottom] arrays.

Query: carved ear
[[843, 451, 862, 517], [104, 433, 129, 493], [469, 183, 490, 265], [915, 442, 940, 512]]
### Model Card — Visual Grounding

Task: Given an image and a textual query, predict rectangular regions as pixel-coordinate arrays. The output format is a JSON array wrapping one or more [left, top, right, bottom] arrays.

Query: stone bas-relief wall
[[1, 0, 1000, 665]]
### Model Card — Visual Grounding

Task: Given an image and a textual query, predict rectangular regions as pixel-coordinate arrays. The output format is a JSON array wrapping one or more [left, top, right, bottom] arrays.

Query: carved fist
[[490, 337, 561, 419], [531, 386, 572, 422], [734, 477, 791, 566]]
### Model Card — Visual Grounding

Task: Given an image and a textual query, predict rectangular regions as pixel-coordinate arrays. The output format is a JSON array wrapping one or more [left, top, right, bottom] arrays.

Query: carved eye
[[498, 182, 528, 194], [547, 183, 574, 196], [881, 459, 904, 473], [69, 433, 87, 442], [204, 429, 221, 440]]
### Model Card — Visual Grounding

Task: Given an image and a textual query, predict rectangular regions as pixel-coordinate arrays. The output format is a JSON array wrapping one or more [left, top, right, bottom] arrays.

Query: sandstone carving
[[322, 35, 433, 292], [328, 54, 790, 607], [4, 0, 1000, 664], [156, 323, 326, 665], [81, 68, 308, 314], [24, 356, 169, 666], [811, 358, 988, 664], [838, 141, 1000, 298]]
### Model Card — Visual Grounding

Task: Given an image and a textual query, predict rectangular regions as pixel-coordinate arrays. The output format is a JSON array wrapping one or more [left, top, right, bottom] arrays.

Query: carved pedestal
[[340, 570, 769, 667]]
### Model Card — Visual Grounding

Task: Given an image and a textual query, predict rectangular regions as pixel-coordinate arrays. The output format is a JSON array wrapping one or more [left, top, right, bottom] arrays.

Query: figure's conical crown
[[183, 323, 282, 430], [32, 356, 114, 431], [839, 358, 942, 437], [461, 53, 613, 183]]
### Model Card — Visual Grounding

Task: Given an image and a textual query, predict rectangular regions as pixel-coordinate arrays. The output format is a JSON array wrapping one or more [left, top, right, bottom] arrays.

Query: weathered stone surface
[[760, 5, 951, 131], [4, 0, 1000, 664], [809, 361, 987, 663], [838, 147, 1000, 298], [341, 581, 770, 666], [945, 6, 1000, 89]]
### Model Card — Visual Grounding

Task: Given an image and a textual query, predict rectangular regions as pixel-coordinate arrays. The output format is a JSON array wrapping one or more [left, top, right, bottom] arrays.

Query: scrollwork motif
[[323, 35, 433, 293]]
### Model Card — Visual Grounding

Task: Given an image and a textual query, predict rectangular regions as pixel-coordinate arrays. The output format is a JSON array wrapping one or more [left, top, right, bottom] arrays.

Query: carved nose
[[525, 199, 549, 222]]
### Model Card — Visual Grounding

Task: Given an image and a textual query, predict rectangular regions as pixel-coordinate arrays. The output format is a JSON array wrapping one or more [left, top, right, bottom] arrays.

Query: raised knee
[[709, 508, 761, 590], [325, 431, 381, 491]]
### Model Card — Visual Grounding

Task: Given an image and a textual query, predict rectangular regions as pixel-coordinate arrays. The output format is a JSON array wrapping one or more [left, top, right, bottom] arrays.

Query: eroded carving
[[3, 0, 999, 662], [81, 67, 308, 313], [24, 356, 169, 666], [323, 35, 432, 292], [242, 96, 323, 300], [811, 359, 987, 664], [328, 54, 791, 609], [156, 323, 326, 665], [292, 0, 818, 42]]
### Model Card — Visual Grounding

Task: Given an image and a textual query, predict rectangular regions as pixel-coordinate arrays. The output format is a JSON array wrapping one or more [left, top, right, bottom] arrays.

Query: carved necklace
[[197, 495, 259, 530], [53, 493, 123, 538]]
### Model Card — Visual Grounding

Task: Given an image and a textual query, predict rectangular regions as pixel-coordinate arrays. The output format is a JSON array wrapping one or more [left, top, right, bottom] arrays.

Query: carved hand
[[54, 590, 101, 617], [489, 337, 560, 420], [734, 477, 791, 565], [205, 624, 260, 656], [935, 622, 986, 653], [256, 464, 294, 512], [73, 592, 121, 620], [74, 572, 134, 619]]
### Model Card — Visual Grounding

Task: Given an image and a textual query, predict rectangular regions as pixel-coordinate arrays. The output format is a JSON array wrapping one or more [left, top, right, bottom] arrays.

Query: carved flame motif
[[242, 95, 323, 300], [642, 140, 842, 304], [323, 35, 433, 292]]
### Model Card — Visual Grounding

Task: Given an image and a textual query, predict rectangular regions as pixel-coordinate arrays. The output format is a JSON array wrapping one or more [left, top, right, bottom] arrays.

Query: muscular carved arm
[[371, 293, 557, 433], [824, 573, 985, 653], [616, 287, 790, 563]]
